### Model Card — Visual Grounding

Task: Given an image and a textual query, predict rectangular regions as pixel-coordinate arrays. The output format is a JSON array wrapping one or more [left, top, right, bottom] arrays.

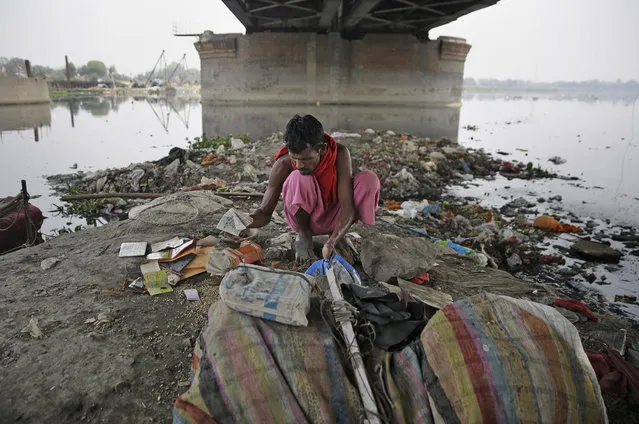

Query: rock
[[503, 197, 535, 209], [21, 318, 43, 338], [361, 234, 437, 283], [548, 156, 567, 165], [96, 176, 108, 192], [164, 159, 180, 180], [429, 152, 447, 163], [506, 253, 522, 268], [537, 198, 546, 203], [230, 138, 246, 149], [41, 257, 61, 270], [585, 273, 597, 283], [97, 311, 115, 323], [571, 239, 622, 263], [129, 168, 145, 191], [548, 195, 563, 202], [631, 250, 639, 257]]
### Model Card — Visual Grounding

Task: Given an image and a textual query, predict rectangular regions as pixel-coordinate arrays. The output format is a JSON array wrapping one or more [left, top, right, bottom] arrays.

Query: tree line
[[0, 57, 200, 84], [464, 78, 639, 92]]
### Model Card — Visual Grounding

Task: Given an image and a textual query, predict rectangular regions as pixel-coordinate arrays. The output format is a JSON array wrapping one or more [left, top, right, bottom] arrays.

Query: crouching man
[[248, 114, 380, 262]]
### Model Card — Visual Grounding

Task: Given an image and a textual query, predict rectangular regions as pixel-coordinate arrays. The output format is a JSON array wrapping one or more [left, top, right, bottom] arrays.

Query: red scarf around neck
[[275, 133, 338, 206]]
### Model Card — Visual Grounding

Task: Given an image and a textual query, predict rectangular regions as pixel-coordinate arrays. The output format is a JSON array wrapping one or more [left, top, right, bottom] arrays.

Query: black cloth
[[342, 284, 432, 351]]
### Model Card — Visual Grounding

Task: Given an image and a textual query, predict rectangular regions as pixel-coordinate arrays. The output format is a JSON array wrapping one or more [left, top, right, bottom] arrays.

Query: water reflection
[[0, 103, 51, 135], [202, 103, 461, 140], [462, 90, 639, 104]]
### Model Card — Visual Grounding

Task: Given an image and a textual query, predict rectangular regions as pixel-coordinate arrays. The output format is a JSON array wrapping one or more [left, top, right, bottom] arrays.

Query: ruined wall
[[197, 33, 470, 106], [0, 75, 50, 106]]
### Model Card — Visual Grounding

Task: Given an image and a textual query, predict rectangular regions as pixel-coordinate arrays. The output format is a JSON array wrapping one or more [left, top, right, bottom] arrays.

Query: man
[[248, 114, 380, 262]]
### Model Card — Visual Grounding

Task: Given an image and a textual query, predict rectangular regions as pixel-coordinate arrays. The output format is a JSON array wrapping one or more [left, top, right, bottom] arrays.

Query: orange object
[[201, 154, 219, 166], [383, 200, 402, 211], [400, 135, 408, 141], [533, 215, 582, 233]]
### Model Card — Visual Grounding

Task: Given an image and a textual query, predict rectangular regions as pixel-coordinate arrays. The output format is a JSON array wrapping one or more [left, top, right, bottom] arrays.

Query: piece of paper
[[150, 236, 185, 253], [140, 261, 173, 296], [146, 240, 194, 261], [119, 242, 148, 257], [128, 277, 145, 289], [183, 289, 200, 301], [216, 209, 252, 236]]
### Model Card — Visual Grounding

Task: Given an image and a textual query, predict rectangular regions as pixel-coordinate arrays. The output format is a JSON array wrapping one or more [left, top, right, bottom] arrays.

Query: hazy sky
[[1, 0, 637, 81]]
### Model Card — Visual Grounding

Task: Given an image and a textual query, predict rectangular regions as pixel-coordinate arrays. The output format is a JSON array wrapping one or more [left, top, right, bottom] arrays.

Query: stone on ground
[[570, 239, 622, 263], [361, 234, 437, 283]]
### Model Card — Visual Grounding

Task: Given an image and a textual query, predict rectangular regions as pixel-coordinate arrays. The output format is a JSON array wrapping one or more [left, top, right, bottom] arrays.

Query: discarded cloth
[[587, 348, 639, 403], [305, 254, 361, 286], [341, 284, 429, 351], [282, 170, 380, 235], [552, 298, 599, 322], [421, 293, 607, 423], [410, 273, 430, 285], [534, 215, 583, 233], [275, 133, 339, 206]]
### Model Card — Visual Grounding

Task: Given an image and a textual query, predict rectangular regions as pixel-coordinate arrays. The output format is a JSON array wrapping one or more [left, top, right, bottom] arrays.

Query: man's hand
[[248, 209, 271, 229], [322, 238, 337, 261]]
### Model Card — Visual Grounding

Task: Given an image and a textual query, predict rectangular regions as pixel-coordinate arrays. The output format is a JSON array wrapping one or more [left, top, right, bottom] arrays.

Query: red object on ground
[[411, 273, 430, 285], [0, 203, 44, 253], [552, 298, 599, 322], [587, 348, 639, 402]]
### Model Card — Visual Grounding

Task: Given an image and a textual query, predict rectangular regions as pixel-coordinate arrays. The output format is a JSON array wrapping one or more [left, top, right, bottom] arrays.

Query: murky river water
[[1, 92, 638, 316]]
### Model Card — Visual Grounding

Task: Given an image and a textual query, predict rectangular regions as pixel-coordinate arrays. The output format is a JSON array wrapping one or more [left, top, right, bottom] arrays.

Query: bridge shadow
[[202, 103, 461, 141]]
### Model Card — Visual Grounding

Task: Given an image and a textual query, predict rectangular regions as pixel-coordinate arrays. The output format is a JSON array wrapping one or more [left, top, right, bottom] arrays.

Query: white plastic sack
[[220, 264, 313, 326]]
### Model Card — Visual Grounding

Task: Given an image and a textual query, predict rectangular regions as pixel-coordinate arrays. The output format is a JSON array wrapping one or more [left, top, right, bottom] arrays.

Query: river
[[1, 92, 638, 316]]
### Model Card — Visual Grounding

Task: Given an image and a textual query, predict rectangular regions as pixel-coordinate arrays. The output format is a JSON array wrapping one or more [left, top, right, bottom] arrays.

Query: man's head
[[284, 114, 326, 175]]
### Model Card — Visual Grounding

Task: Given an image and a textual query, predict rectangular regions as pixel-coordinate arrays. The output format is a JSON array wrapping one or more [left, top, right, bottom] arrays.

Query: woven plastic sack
[[220, 264, 313, 326]]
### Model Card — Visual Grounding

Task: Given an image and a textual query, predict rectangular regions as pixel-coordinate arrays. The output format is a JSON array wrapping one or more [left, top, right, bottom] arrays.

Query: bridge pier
[[195, 33, 471, 107]]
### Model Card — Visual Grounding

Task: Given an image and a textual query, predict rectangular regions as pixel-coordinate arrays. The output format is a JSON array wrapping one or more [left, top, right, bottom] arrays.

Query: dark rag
[[342, 284, 433, 351]]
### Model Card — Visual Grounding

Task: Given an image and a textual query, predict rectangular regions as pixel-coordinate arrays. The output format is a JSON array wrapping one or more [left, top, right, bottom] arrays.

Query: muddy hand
[[322, 239, 336, 261]]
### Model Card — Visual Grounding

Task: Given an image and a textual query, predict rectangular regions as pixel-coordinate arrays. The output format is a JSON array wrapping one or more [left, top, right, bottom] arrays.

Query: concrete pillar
[[195, 33, 471, 107]]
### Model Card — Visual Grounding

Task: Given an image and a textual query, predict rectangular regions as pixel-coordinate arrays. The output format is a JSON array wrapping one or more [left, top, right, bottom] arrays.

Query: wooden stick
[[60, 191, 264, 201]]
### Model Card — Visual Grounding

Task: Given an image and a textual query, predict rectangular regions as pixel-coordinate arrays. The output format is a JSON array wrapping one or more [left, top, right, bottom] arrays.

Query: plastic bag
[[220, 264, 313, 326]]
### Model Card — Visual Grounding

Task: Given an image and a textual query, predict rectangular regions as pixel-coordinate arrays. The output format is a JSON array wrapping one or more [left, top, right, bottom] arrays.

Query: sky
[[1, 0, 638, 82]]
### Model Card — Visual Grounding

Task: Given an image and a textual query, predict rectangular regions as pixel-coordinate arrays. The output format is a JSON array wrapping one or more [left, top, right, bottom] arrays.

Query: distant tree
[[80, 60, 108, 79], [67, 62, 77, 79]]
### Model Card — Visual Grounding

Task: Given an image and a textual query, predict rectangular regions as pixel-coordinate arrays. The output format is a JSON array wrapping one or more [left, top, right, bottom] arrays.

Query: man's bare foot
[[295, 231, 318, 266]]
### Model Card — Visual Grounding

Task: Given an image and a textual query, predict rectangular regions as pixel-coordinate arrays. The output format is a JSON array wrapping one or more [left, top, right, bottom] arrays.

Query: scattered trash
[[411, 273, 430, 285], [436, 240, 476, 256], [548, 156, 567, 165], [197, 236, 217, 247], [147, 239, 194, 261], [552, 298, 598, 322], [216, 208, 252, 237], [21, 318, 43, 338], [84, 317, 97, 324], [330, 132, 362, 138], [40, 257, 61, 270], [119, 242, 148, 258], [140, 261, 173, 296], [150, 237, 185, 253], [507, 253, 523, 268], [533, 216, 582, 233], [128, 277, 145, 290], [614, 294, 637, 304], [184, 289, 200, 301], [206, 241, 264, 276]]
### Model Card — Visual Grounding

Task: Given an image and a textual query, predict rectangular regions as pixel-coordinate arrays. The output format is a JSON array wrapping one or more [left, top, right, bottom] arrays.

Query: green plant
[[186, 133, 250, 150]]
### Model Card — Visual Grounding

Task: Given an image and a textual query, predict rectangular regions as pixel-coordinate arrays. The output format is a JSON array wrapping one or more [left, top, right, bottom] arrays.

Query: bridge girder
[[220, 0, 499, 37]]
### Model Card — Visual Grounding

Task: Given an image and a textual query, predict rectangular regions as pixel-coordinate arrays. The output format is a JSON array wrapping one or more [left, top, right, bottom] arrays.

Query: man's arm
[[248, 155, 292, 228], [323, 144, 354, 258]]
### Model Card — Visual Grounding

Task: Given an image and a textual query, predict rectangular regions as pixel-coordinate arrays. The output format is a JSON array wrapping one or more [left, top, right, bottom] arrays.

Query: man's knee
[[354, 170, 380, 193]]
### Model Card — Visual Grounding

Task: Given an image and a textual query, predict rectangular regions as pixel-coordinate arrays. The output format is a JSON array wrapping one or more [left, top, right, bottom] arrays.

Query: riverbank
[[2, 129, 638, 422], [48, 85, 201, 101]]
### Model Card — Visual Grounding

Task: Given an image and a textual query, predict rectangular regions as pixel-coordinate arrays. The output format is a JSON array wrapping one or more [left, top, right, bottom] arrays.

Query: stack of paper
[[216, 209, 252, 237]]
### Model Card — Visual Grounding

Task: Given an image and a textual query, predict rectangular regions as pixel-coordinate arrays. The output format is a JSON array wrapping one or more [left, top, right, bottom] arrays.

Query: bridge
[[222, 0, 497, 37], [196, 0, 500, 123]]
